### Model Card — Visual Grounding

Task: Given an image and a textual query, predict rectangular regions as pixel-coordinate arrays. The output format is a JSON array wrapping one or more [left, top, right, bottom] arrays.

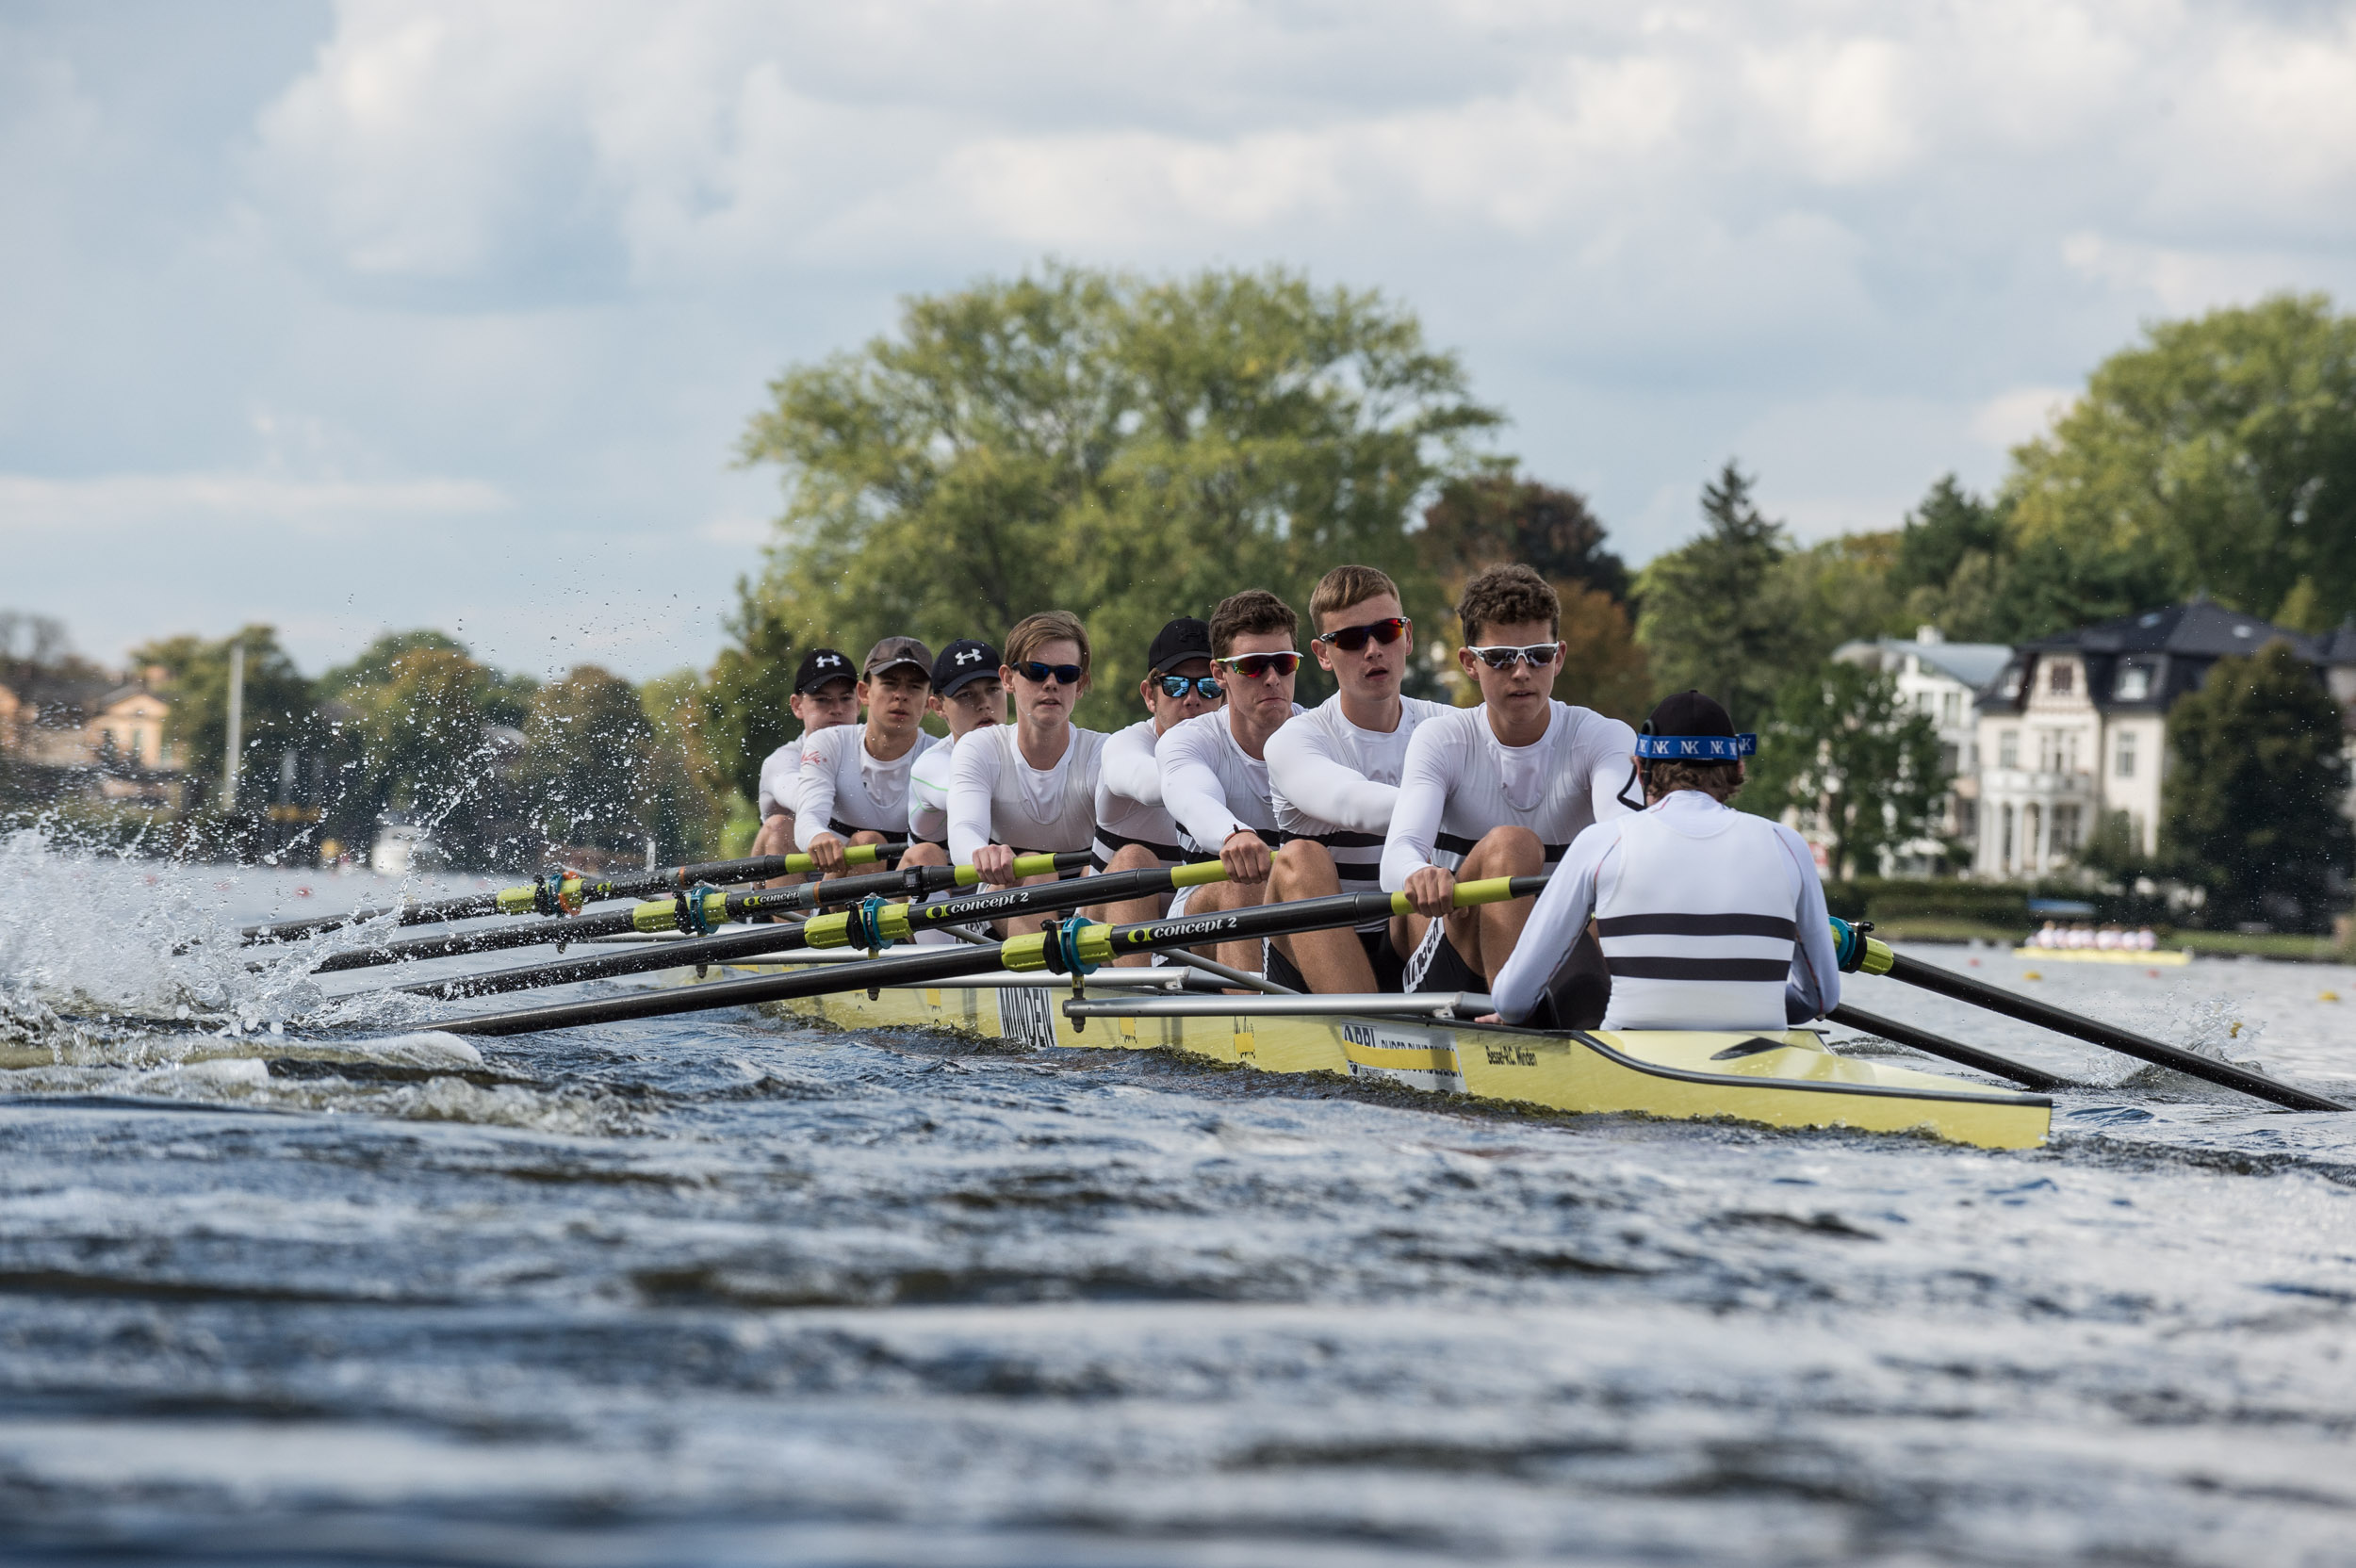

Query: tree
[[640, 669, 737, 861], [521, 666, 663, 856], [1635, 462, 1805, 728], [2007, 292, 2356, 628], [1748, 661, 1947, 880], [1420, 468, 1629, 603], [2163, 640, 2351, 931], [322, 646, 514, 864], [321, 629, 538, 728], [732, 262, 1500, 732], [699, 596, 803, 808], [131, 627, 316, 809]]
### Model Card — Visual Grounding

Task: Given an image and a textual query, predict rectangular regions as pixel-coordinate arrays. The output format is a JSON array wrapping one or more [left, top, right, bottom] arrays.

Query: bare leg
[[1267, 840, 1375, 992], [1179, 874, 1270, 978], [1091, 843, 1172, 966], [1442, 825, 1546, 981], [996, 867, 1086, 939], [751, 811, 803, 919]]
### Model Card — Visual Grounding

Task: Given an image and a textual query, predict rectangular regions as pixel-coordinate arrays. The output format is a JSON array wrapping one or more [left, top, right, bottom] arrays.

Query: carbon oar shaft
[[1828, 1004, 2072, 1093], [240, 846, 889, 945], [303, 851, 1088, 975], [1876, 948, 2346, 1112], [398, 858, 1172, 1001], [432, 876, 1546, 1037]]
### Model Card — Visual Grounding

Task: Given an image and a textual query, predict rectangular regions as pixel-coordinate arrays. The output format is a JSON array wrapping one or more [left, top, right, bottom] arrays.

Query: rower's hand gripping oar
[[1830, 918, 2348, 1112], [237, 845, 891, 947], [397, 853, 1159, 1002], [303, 851, 1087, 975], [432, 874, 1546, 1038]]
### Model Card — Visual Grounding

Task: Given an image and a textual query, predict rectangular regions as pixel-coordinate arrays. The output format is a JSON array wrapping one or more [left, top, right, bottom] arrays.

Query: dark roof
[[2027, 596, 2315, 661], [2315, 623, 2356, 665]]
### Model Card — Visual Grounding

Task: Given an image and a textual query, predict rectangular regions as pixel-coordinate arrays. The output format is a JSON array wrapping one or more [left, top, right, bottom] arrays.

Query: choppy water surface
[[3, 828, 2353, 1566]]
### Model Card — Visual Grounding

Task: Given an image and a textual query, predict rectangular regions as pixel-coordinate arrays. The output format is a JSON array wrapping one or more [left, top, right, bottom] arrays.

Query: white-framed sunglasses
[[1463, 643, 1562, 669]]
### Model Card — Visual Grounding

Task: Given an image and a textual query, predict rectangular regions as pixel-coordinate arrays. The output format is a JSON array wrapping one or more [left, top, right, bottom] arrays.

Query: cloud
[[1969, 387, 2076, 453], [0, 470, 508, 535]]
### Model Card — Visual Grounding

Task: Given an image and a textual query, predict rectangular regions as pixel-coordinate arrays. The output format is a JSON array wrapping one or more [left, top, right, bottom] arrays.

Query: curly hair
[[1456, 564, 1559, 644], [1644, 759, 1744, 804]]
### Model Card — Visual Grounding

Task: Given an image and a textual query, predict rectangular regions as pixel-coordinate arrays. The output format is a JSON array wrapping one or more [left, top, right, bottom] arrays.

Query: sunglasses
[[1464, 643, 1562, 670], [1214, 652, 1302, 680], [1314, 616, 1411, 652], [1155, 675, 1222, 700], [1013, 661, 1085, 686]]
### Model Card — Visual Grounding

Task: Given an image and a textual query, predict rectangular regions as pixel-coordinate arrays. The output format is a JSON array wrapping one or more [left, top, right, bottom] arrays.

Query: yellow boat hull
[[2010, 947, 2190, 966], [685, 961, 2051, 1151]]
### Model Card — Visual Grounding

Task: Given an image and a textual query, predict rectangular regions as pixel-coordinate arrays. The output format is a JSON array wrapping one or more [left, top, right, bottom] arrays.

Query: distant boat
[[2010, 946, 2191, 966], [368, 816, 447, 876]]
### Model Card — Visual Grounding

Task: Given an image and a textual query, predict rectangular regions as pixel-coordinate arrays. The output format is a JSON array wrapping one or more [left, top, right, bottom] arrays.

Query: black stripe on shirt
[[1604, 956, 1793, 982], [1436, 831, 1568, 863], [1596, 913, 1798, 939], [827, 816, 908, 846]]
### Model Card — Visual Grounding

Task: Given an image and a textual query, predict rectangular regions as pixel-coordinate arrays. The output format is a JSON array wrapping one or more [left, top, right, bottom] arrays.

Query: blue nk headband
[[1633, 733, 1758, 760]]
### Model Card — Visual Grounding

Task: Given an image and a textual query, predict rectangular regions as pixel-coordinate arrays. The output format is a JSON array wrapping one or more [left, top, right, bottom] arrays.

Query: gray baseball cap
[[863, 635, 935, 678]]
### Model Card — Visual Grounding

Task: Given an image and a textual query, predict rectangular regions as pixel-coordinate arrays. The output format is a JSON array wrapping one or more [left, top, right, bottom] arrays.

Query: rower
[[1264, 565, 1449, 993], [906, 638, 1003, 854], [751, 646, 860, 889], [1090, 617, 1224, 954], [1383, 564, 1637, 994], [1489, 691, 1839, 1030], [942, 611, 1107, 935], [795, 637, 939, 876], [1158, 589, 1305, 975]]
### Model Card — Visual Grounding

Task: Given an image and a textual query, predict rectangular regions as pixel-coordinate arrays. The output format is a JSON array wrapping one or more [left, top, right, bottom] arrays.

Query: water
[[4, 828, 2354, 1565]]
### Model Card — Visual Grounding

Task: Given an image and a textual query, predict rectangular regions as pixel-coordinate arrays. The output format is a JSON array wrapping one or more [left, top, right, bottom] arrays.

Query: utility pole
[[221, 642, 245, 810]]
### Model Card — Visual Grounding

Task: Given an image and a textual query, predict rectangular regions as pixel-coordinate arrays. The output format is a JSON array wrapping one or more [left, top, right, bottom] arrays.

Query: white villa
[[1971, 598, 2342, 879], [1831, 628, 2012, 874]]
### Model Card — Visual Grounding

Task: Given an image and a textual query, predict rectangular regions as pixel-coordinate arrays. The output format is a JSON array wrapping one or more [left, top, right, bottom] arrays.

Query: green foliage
[[320, 630, 538, 728], [1421, 467, 1628, 603], [639, 669, 737, 861], [2007, 292, 2356, 626], [1747, 661, 1948, 879], [324, 647, 507, 861], [699, 596, 802, 808], [521, 666, 664, 855], [1634, 462, 1804, 727], [2162, 640, 2351, 930], [732, 261, 1500, 731], [131, 627, 316, 808]]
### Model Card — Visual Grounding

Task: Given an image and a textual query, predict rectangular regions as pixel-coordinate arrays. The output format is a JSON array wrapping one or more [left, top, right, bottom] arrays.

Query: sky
[[6, 0, 2355, 683]]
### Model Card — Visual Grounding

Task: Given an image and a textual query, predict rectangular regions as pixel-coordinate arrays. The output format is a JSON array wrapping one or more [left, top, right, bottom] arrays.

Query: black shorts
[[1407, 925, 1486, 995], [1265, 924, 1406, 994], [1407, 923, 1612, 1028]]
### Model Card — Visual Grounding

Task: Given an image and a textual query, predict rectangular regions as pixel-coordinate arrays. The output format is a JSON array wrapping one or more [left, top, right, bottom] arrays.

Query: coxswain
[[905, 638, 1003, 853], [1488, 691, 1838, 1031], [751, 646, 861, 889], [1157, 589, 1305, 975], [941, 611, 1107, 934], [1263, 565, 1449, 992], [795, 636, 939, 876], [1383, 564, 1636, 994], [1089, 616, 1225, 954]]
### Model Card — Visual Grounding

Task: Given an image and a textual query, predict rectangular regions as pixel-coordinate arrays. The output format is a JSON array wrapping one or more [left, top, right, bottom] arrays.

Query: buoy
[[2321, 991, 2340, 1003], [2022, 971, 2042, 981], [2229, 1021, 2244, 1037]]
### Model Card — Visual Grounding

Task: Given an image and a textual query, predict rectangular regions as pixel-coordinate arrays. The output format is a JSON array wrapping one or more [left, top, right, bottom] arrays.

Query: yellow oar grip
[[1861, 936, 1895, 976], [1385, 875, 1527, 916], [950, 852, 1069, 886], [779, 843, 883, 875], [1170, 860, 1234, 890], [1002, 924, 1113, 974], [495, 886, 538, 916]]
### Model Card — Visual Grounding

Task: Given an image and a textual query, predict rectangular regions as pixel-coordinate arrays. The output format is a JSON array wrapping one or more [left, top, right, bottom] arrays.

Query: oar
[[396, 858, 1211, 1001], [1846, 930, 2347, 1112], [239, 846, 891, 946], [1827, 1004, 2072, 1093], [430, 876, 1546, 1037], [302, 851, 1090, 975]]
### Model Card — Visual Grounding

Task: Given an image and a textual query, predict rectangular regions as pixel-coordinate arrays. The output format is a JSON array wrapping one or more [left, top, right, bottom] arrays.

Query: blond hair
[[1307, 564, 1400, 629], [1004, 610, 1091, 671]]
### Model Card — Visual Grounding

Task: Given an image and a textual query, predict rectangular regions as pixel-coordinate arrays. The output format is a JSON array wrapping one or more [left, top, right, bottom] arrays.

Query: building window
[[2116, 731, 2136, 778], [2050, 662, 2074, 694], [1999, 729, 2019, 769], [2115, 662, 2151, 701], [2053, 804, 2082, 855], [1941, 691, 1960, 725], [2001, 805, 2015, 867]]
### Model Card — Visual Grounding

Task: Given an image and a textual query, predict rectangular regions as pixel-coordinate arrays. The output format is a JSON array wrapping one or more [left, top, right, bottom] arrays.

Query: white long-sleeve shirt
[[1158, 703, 1303, 856], [794, 724, 938, 849], [946, 723, 1107, 864], [1380, 702, 1636, 890], [907, 732, 960, 845], [1268, 694, 1450, 889], [1091, 718, 1185, 866], [1490, 791, 1839, 1030]]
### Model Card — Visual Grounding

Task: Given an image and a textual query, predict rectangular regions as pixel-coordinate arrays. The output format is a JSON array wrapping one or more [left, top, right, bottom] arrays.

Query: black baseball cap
[[794, 647, 856, 694], [1145, 616, 1214, 675], [931, 639, 1001, 697], [1633, 690, 1756, 761]]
